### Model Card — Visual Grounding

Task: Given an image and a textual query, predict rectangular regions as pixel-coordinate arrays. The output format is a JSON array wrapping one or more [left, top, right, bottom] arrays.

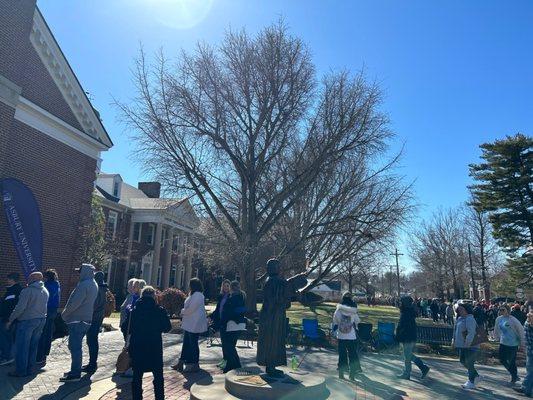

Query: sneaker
[[462, 380, 476, 390], [420, 365, 430, 379], [0, 358, 14, 366], [59, 374, 81, 383], [512, 376, 521, 385], [396, 373, 410, 380]]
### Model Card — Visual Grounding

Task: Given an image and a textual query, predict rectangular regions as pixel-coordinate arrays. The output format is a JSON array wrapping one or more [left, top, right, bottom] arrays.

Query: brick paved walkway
[[0, 320, 528, 400], [99, 366, 221, 400]]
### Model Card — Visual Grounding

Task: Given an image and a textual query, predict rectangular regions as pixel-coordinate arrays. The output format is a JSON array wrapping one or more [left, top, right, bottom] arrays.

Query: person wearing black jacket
[[220, 281, 246, 373], [0, 273, 23, 365], [208, 279, 231, 369], [396, 296, 430, 380], [83, 271, 108, 373], [430, 300, 440, 323], [126, 286, 171, 400]]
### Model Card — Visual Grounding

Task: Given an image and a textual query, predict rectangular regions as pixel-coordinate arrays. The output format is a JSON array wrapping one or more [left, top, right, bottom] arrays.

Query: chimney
[[138, 182, 161, 198]]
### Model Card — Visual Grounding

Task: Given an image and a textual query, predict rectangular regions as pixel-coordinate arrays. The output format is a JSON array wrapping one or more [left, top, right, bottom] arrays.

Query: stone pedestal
[[190, 366, 355, 400]]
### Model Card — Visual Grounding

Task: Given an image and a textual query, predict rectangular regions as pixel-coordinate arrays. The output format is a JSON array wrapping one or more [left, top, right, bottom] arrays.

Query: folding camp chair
[[356, 322, 374, 351], [302, 318, 321, 348], [377, 321, 396, 351]]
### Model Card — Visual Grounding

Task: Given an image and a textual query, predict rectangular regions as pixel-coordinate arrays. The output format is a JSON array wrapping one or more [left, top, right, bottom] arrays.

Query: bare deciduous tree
[[118, 22, 397, 310]]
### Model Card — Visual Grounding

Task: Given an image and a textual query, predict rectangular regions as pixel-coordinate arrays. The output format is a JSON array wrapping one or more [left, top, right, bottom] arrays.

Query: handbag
[[115, 311, 133, 373]]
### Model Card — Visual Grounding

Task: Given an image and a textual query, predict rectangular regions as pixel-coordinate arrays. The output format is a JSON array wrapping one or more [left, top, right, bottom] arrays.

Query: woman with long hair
[[173, 278, 208, 373], [221, 281, 246, 373], [209, 279, 231, 369]]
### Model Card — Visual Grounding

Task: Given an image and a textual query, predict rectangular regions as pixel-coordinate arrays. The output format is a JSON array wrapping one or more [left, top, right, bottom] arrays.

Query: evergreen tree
[[469, 133, 533, 283]]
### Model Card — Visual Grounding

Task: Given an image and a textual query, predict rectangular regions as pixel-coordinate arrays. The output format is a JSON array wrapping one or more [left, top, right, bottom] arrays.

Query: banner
[[1, 178, 43, 278]]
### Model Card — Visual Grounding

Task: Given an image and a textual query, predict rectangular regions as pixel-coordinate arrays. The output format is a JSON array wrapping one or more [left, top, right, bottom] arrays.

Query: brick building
[[94, 173, 201, 296], [0, 0, 112, 297]]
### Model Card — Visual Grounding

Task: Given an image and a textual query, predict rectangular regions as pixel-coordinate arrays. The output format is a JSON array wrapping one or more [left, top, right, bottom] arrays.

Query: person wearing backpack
[[332, 292, 361, 380], [395, 296, 430, 380]]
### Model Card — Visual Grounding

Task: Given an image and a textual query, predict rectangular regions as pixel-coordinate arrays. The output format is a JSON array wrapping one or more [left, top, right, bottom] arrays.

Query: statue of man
[[256, 258, 307, 377]]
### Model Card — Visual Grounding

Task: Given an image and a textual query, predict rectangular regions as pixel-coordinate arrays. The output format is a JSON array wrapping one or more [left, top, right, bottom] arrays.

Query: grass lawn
[[286, 302, 442, 330]]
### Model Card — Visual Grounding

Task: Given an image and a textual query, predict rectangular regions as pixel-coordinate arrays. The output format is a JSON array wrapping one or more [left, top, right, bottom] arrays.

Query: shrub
[[158, 287, 187, 317]]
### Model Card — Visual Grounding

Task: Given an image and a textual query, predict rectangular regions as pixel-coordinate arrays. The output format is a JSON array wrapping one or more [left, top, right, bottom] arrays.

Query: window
[[113, 181, 120, 197], [129, 262, 137, 279], [172, 235, 180, 252], [161, 228, 167, 248], [133, 223, 142, 242], [157, 265, 162, 287], [146, 224, 155, 245], [169, 265, 176, 287], [106, 211, 118, 238]]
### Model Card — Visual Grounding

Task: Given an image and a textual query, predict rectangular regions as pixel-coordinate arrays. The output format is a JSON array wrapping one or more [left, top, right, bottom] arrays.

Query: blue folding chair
[[377, 321, 396, 351], [302, 318, 321, 347]]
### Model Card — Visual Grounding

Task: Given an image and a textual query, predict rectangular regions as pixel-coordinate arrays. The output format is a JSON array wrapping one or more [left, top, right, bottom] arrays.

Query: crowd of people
[[2, 266, 533, 399], [0, 264, 108, 381], [332, 292, 533, 396]]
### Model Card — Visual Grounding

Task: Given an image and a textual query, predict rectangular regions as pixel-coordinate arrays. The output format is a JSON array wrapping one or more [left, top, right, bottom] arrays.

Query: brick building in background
[[0, 0, 113, 298], [94, 173, 202, 297]]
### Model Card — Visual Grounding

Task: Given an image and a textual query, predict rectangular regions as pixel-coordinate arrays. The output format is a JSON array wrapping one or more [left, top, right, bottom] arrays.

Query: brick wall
[[0, 119, 97, 301], [0, 0, 83, 131]]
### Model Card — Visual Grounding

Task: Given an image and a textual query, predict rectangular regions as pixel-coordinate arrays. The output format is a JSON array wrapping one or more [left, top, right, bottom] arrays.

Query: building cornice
[[0, 75, 22, 108], [30, 8, 113, 148], [14, 96, 107, 160]]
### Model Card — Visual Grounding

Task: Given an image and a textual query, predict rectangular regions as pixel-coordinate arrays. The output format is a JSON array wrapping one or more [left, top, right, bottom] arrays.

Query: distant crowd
[[332, 292, 533, 396]]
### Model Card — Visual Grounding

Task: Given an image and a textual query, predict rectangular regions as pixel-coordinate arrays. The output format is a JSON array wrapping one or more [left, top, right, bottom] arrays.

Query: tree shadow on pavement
[[37, 375, 92, 400], [355, 374, 409, 399]]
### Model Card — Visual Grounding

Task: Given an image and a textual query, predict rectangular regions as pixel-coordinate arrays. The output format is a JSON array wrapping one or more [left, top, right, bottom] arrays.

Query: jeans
[[67, 322, 91, 377], [522, 352, 533, 396], [459, 348, 479, 383], [86, 319, 103, 367], [179, 331, 200, 364], [37, 310, 57, 362], [223, 331, 242, 372], [15, 318, 45, 375], [499, 344, 518, 379], [401, 342, 426, 376], [132, 366, 164, 400], [338, 339, 361, 375], [0, 321, 16, 360]]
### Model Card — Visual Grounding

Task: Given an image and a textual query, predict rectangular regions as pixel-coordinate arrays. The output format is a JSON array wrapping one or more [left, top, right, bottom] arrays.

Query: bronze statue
[[256, 258, 307, 377]]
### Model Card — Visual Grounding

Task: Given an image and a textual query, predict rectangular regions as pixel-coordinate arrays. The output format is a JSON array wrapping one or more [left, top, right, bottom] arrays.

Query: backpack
[[104, 290, 116, 318], [338, 314, 354, 334]]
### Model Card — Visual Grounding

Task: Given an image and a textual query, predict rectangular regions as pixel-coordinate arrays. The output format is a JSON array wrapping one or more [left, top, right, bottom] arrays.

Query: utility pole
[[388, 264, 393, 295], [391, 248, 403, 298], [467, 243, 477, 300]]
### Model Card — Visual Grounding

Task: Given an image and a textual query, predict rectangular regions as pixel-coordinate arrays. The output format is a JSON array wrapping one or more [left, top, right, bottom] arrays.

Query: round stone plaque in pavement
[[190, 366, 356, 400]]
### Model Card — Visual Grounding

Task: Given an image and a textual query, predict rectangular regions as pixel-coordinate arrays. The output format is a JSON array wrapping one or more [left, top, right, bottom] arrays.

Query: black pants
[[36, 310, 57, 362], [223, 331, 241, 372], [338, 339, 361, 375], [179, 331, 200, 363], [431, 312, 439, 322], [86, 319, 103, 367], [499, 344, 518, 379], [132, 367, 164, 400], [459, 348, 479, 383]]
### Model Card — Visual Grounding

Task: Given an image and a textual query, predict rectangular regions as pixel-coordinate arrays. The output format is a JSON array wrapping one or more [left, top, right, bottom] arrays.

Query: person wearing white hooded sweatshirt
[[332, 292, 361, 380]]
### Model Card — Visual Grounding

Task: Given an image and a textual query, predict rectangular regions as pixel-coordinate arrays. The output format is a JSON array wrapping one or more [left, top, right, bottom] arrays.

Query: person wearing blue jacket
[[36, 269, 60, 365]]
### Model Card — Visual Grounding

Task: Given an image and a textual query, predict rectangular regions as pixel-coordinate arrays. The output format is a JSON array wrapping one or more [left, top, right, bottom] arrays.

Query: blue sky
[[38, 0, 533, 271]]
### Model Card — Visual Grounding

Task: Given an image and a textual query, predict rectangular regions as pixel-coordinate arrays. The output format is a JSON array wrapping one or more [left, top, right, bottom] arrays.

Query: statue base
[[190, 366, 355, 400]]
